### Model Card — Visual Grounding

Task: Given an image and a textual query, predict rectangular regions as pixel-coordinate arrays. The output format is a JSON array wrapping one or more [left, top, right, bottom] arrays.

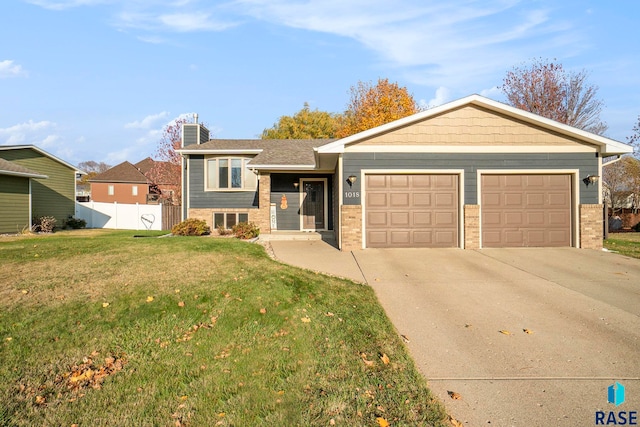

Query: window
[[214, 212, 249, 229], [206, 157, 257, 190], [132, 185, 138, 196], [108, 185, 114, 196]]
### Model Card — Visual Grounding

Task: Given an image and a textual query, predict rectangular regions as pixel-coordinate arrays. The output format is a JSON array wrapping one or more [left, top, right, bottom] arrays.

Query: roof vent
[[194, 113, 198, 124]]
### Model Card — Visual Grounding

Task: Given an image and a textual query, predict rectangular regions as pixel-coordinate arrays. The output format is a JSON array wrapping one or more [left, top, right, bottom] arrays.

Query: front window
[[132, 185, 138, 196], [206, 157, 257, 190]]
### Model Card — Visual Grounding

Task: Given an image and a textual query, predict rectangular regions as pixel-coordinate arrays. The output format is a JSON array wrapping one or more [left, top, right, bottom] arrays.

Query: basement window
[[214, 212, 249, 229]]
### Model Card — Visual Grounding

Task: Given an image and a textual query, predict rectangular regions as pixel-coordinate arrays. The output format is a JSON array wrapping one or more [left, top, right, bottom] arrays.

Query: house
[[89, 158, 177, 205], [0, 145, 83, 233], [177, 95, 633, 250]]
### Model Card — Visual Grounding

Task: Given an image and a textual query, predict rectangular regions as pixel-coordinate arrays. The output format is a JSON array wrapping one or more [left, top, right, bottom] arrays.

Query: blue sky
[[1, 0, 639, 167]]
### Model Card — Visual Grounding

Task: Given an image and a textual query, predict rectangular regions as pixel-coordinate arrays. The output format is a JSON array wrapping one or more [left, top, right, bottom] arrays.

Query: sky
[[1, 0, 639, 168]]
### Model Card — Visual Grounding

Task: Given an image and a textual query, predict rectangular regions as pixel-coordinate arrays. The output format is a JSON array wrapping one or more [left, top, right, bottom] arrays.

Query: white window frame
[[132, 185, 138, 196], [205, 156, 257, 191], [108, 185, 114, 196]]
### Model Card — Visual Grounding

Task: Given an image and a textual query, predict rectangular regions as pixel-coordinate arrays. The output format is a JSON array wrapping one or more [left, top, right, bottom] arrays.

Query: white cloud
[[125, 112, 170, 129], [24, 0, 108, 11], [0, 60, 27, 78], [422, 87, 451, 109], [233, 0, 580, 92], [0, 120, 58, 145], [115, 8, 239, 33]]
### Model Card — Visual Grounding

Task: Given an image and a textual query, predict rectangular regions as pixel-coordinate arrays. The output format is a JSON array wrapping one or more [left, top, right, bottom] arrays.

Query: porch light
[[293, 182, 299, 188], [583, 175, 599, 186], [347, 175, 357, 186]]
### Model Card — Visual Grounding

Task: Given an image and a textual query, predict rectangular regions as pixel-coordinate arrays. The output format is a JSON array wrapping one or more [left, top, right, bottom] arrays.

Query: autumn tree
[[77, 161, 111, 186], [502, 58, 607, 135], [262, 103, 340, 139], [628, 115, 640, 157], [603, 156, 640, 214], [336, 78, 421, 138], [148, 116, 193, 204]]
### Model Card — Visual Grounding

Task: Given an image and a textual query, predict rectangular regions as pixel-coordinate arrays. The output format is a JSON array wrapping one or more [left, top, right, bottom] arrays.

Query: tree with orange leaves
[[336, 78, 421, 138]]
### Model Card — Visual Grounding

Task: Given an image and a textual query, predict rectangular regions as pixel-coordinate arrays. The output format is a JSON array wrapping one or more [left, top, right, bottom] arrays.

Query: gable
[[345, 105, 594, 152]]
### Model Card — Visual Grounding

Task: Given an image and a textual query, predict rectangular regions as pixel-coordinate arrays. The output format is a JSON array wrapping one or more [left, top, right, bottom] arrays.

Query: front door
[[302, 180, 325, 230]]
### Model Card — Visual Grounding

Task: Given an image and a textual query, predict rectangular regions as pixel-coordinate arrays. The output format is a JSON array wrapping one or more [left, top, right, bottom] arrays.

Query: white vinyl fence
[[75, 201, 164, 231]]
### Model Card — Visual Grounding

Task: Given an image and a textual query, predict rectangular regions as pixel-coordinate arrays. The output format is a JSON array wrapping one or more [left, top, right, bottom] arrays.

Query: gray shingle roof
[[179, 139, 335, 167], [0, 158, 48, 178]]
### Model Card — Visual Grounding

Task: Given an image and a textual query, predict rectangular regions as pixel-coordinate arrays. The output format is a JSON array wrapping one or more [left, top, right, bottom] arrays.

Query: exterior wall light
[[347, 175, 357, 186], [583, 175, 599, 186], [293, 182, 299, 189]]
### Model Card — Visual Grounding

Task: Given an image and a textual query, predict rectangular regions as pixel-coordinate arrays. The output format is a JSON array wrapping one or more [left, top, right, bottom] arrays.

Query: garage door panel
[[367, 193, 388, 208], [366, 174, 458, 248], [390, 193, 410, 207], [367, 211, 387, 226], [367, 175, 387, 188], [390, 231, 411, 245], [481, 174, 571, 248], [413, 193, 432, 206], [390, 175, 409, 188], [390, 212, 410, 226]]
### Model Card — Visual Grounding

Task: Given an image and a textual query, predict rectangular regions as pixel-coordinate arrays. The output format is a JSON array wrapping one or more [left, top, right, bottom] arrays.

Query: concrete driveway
[[270, 241, 640, 426]]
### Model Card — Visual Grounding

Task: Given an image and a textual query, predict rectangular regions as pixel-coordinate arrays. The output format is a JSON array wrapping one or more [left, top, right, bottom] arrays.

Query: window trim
[[205, 156, 257, 191]]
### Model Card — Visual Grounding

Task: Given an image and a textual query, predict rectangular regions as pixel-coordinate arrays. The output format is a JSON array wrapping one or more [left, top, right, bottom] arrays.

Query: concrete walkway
[[269, 240, 640, 426]]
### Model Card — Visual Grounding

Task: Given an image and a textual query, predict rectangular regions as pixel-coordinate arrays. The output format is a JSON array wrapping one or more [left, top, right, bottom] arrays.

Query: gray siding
[[343, 152, 599, 205], [188, 155, 258, 209], [183, 124, 198, 146], [270, 173, 334, 230]]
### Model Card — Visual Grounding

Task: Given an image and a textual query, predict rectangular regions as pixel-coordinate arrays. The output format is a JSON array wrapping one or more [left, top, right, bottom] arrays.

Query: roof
[[317, 94, 633, 156], [0, 144, 86, 174], [0, 158, 48, 178], [177, 139, 335, 169], [90, 161, 150, 184], [134, 157, 156, 175]]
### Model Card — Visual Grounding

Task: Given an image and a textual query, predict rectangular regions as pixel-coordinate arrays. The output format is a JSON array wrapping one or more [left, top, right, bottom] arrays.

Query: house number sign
[[344, 191, 360, 199]]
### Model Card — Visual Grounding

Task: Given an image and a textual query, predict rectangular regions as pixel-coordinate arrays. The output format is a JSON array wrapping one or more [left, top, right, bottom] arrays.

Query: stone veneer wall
[[340, 205, 362, 251], [580, 204, 603, 249], [255, 172, 271, 233], [464, 204, 480, 249]]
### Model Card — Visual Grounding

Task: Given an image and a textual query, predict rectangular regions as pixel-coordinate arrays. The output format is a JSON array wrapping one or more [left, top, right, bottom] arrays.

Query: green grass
[[604, 232, 640, 259], [0, 230, 447, 426]]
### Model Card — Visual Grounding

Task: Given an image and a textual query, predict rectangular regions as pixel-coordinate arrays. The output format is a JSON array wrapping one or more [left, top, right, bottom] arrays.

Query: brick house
[[177, 95, 633, 250], [90, 158, 178, 205]]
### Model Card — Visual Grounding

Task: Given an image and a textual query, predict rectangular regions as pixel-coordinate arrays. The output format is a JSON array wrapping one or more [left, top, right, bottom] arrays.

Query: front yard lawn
[[604, 232, 640, 259], [0, 230, 447, 426]]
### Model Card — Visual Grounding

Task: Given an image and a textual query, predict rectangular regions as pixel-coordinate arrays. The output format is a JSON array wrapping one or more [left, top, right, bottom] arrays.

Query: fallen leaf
[[448, 390, 462, 400], [464, 324, 472, 328], [523, 328, 534, 334], [361, 353, 375, 367], [21, 289, 29, 294], [175, 289, 180, 293], [379, 353, 390, 365], [260, 308, 267, 314], [377, 417, 390, 427], [301, 317, 311, 323], [180, 395, 188, 401], [102, 302, 110, 308], [35, 395, 46, 405], [178, 301, 185, 307], [329, 419, 336, 426], [448, 415, 464, 427], [5, 337, 12, 342], [146, 296, 154, 303], [499, 330, 512, 335], [400, 334, 410, 343]]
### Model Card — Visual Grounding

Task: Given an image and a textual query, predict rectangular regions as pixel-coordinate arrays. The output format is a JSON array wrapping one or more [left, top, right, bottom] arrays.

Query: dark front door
[[302, 181, 325, 230]]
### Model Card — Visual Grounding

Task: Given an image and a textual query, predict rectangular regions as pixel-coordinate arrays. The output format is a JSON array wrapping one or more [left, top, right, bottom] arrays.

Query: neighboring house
[[177, 95, 633, 250], [134, 157, 180, 205], [89, 158, 179, 205], [0, 145, 83, 233]]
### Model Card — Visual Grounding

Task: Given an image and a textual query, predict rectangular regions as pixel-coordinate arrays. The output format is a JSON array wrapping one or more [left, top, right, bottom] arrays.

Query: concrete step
[[258, 231, 335, 242]]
